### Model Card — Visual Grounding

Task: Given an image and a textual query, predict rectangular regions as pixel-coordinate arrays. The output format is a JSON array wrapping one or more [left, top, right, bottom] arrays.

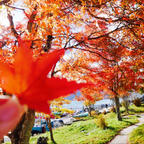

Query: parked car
[[31, 119, 64, 135], [32, 124, 46, 136], [31, 119, 48, 135], [99, 108, 110, 114], [73, 112, 89, 118], [51, 119, 64, 128], [61, 116, 76, 125]]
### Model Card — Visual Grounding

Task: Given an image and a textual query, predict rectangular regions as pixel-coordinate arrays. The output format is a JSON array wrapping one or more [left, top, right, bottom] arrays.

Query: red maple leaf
[[0, 38, 89, 113]]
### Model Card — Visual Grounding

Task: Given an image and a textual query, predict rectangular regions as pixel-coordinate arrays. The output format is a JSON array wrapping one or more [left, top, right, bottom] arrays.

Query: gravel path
[[108, 113, 144, 144]]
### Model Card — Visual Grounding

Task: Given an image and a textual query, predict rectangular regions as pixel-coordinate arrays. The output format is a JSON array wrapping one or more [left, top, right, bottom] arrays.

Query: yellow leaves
[[81, 0, 87, 6], [52, 107, 74, 114], [84, 100, 95, 106]]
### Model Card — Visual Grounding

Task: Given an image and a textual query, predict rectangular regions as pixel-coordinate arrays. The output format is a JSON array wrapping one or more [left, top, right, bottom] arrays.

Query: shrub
[[91, 110, 96, 117], [91, 110, 99, 117], [133, 98, 141, 107], [102, 110, 107, 115], [37, 136, 48, 144], [96, 114, 107, 130]]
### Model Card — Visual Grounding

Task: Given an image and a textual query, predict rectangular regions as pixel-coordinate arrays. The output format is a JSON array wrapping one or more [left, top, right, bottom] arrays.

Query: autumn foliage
[[0, 38, 90, 114], [0, 0, 143, 141]]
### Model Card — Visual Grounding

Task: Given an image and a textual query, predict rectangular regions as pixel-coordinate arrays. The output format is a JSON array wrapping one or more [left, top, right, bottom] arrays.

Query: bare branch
[[7, 12, 19, 38], [5, 4, 25, 11], [27, 5, 38, 33], [88, 26, 124, 40], [66, 46, 116, 62]]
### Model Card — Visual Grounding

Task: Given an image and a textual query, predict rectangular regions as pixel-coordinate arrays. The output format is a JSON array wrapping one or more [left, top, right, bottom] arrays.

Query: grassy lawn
[[30, 113, 138, 144], [129, 124, 144, 144], [121, 104, 144, 115]]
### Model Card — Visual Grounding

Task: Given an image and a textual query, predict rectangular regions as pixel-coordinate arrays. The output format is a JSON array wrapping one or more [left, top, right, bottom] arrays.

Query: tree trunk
[[125, 105, 129, 114], [114, 96, 122, 121], [47, 117, 56, 144], [0, 139, 3, 144], [9, 109, 35, 144], [87, 106, 91, 116], [123, 97, 129, 114], [124, 100, 129, 114]]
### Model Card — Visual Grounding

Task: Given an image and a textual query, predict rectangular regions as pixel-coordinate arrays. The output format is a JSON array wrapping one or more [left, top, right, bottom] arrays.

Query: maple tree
[[60, 38, 142, 120], [59, 0, 143, 121]]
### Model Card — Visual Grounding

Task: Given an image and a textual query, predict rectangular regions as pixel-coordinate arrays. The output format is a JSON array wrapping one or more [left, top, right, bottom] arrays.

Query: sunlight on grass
[[30, 113, 138, 144], [129, 124, 144, 144], [121, 104, 144, 115]]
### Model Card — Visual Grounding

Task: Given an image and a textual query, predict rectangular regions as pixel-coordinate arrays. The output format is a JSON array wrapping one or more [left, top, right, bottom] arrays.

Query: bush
[[91, 110, 99, 117], [96, 114, 107, 130], [91, 110, 96, 116], [102, 110, 107, 115], [37, 136, 48, 144], [133, 98, 141, 107]]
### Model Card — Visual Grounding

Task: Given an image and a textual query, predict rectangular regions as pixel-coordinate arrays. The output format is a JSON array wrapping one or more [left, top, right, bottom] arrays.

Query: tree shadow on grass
[[107, 126, 116, 131], [129, 108, 144, 113], [122, 119, 135, 125]]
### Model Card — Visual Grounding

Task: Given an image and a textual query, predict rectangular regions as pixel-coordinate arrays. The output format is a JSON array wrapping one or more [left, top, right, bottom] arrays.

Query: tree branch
[[7, 12, 19, 38], [0, 0, 10, 5], [27, 5, 38, 33]]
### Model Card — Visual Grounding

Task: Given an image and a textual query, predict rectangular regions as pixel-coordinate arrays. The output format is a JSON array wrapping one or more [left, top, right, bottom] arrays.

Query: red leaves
[[0, 38, 89, 114], [97, 20, 107, 29]]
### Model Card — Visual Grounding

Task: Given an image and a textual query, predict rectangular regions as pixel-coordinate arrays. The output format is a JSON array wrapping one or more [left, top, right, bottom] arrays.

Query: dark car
[[31, 119, 51, 135], [32, 119, 64, 135]]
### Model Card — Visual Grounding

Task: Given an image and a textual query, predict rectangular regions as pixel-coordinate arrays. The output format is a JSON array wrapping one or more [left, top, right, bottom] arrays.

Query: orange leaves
[[74, 32, 88, 42], [0, 63, 15, 94], [98, 0, 103, 5], [0, 38, 90, 114]]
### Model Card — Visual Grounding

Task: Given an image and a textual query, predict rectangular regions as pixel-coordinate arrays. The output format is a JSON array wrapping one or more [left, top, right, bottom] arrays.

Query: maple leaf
[[0, 38, 89, 114]]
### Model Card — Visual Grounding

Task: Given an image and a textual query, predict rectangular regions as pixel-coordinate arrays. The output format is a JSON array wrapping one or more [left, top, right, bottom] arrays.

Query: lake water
[[62, 99, 114, 111], [62, 92, 143, 111]]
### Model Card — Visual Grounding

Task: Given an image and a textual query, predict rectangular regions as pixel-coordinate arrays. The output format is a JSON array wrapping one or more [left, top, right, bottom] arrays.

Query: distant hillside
[[65, 91, 81, 100], [65, 94, 75, 100]]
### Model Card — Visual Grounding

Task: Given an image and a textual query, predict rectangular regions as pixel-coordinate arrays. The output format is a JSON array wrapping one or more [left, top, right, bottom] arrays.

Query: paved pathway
[[109, 113, 144, 144]]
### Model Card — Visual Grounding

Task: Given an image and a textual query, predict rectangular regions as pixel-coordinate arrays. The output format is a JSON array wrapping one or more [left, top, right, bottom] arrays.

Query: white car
[[61, 116, 76, 125], [51, 119, 64, 128]]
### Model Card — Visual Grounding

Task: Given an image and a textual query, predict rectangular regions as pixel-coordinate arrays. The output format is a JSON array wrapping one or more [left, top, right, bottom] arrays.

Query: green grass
[[129, 124, 144, 144], [121, 104, 144, 115], [30, 113, 138, 144]]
